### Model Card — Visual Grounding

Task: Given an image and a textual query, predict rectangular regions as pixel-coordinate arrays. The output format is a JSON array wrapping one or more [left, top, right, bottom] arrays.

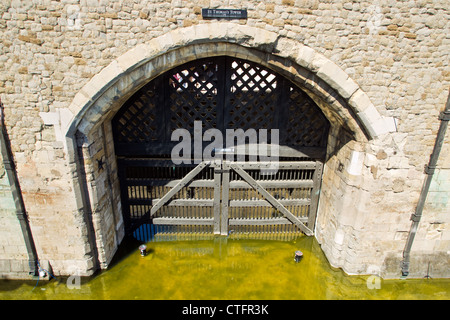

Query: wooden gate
[[222, 160, 323, 237], [118, 157, 323, 241], [113, 56, 329, 241], [117, 159, 219, 241]]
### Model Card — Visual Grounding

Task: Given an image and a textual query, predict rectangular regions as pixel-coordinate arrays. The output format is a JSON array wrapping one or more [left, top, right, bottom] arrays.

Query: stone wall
[[0, 0, 449, 279], [0, 149, 29, 279]]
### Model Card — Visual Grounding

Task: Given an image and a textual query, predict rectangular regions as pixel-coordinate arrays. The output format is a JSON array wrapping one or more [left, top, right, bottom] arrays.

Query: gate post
[[308, 161, 324, 231]]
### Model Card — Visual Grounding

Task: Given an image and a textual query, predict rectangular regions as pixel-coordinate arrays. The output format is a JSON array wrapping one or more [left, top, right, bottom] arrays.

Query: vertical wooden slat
[[213, 160, 222, 235], [221, 161, 230, 236]]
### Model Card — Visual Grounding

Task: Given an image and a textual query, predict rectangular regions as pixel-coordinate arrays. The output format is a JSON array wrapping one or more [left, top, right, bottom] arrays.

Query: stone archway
[[63, 23, 395, 140], [62, 23, 396, 272]]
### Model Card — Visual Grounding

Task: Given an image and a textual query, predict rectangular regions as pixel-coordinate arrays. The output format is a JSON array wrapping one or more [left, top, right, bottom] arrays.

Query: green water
[[0, 236, 449, 300]]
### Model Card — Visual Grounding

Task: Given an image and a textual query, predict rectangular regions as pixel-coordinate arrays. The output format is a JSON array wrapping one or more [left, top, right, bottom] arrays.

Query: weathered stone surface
[[0, 0, 448, 280], [316, 59, 359, 99]]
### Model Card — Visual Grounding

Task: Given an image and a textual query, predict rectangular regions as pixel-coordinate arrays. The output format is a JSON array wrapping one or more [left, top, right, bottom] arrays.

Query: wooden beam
[[231, 161, 317, 170], [150, 161, 210, 216], [126, 178, 313, 189], [125, 179, 215, 188], [229, 180, 314, 189], [153, 199, 214, 206], [229, 199, 310, 207], [229, 217, 308, 226], [152, 217, 214, 225], [214, 144, 325, 159]]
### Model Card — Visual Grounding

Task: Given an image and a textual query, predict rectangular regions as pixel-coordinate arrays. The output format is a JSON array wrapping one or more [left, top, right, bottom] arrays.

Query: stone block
[[348, 88, 373, 114], [208, 22, 230, 41], [316, 59, 359, 99], [274, 36, 300, 59], [364, 116, 397, 138], [295, 45, 316, 68], [58, 108, 75, 136], [364, 153, 377, 167], [346, 151, 364, 176], [97, 60, 125, 86], [9, 259, 25, 273], [39, 111, 59, 126], [76, 119, 92, 135], [79, 72, 113, 103], [250, 27, 278, 48], [356, 104, 386, 138], [67, 91, 91, 119], [0, 260, 11, 273]]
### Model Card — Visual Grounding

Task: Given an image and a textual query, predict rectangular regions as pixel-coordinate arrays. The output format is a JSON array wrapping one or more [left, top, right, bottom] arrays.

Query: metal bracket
[[400, 260, 410, 277], [424, 164, 436, 175], [214, 169, 230, 174], [410, 213, 421, 222], [439, 110, 450, 121]]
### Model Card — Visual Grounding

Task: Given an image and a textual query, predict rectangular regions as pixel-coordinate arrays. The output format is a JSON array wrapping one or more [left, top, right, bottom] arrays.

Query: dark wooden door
[[112, 56, 329, 241]]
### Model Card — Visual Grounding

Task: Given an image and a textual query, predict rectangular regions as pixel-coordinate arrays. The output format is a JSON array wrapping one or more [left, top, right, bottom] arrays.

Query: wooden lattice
[[113, 82, 161, 143], [112, 56, 330, 156], [226, 59, 279, 131], [168, 59, 220, 133], [284, 88, 329, 147]]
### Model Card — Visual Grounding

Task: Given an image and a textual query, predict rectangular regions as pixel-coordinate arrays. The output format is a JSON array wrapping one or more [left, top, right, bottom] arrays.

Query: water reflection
[[0, 236, 449, 300]]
